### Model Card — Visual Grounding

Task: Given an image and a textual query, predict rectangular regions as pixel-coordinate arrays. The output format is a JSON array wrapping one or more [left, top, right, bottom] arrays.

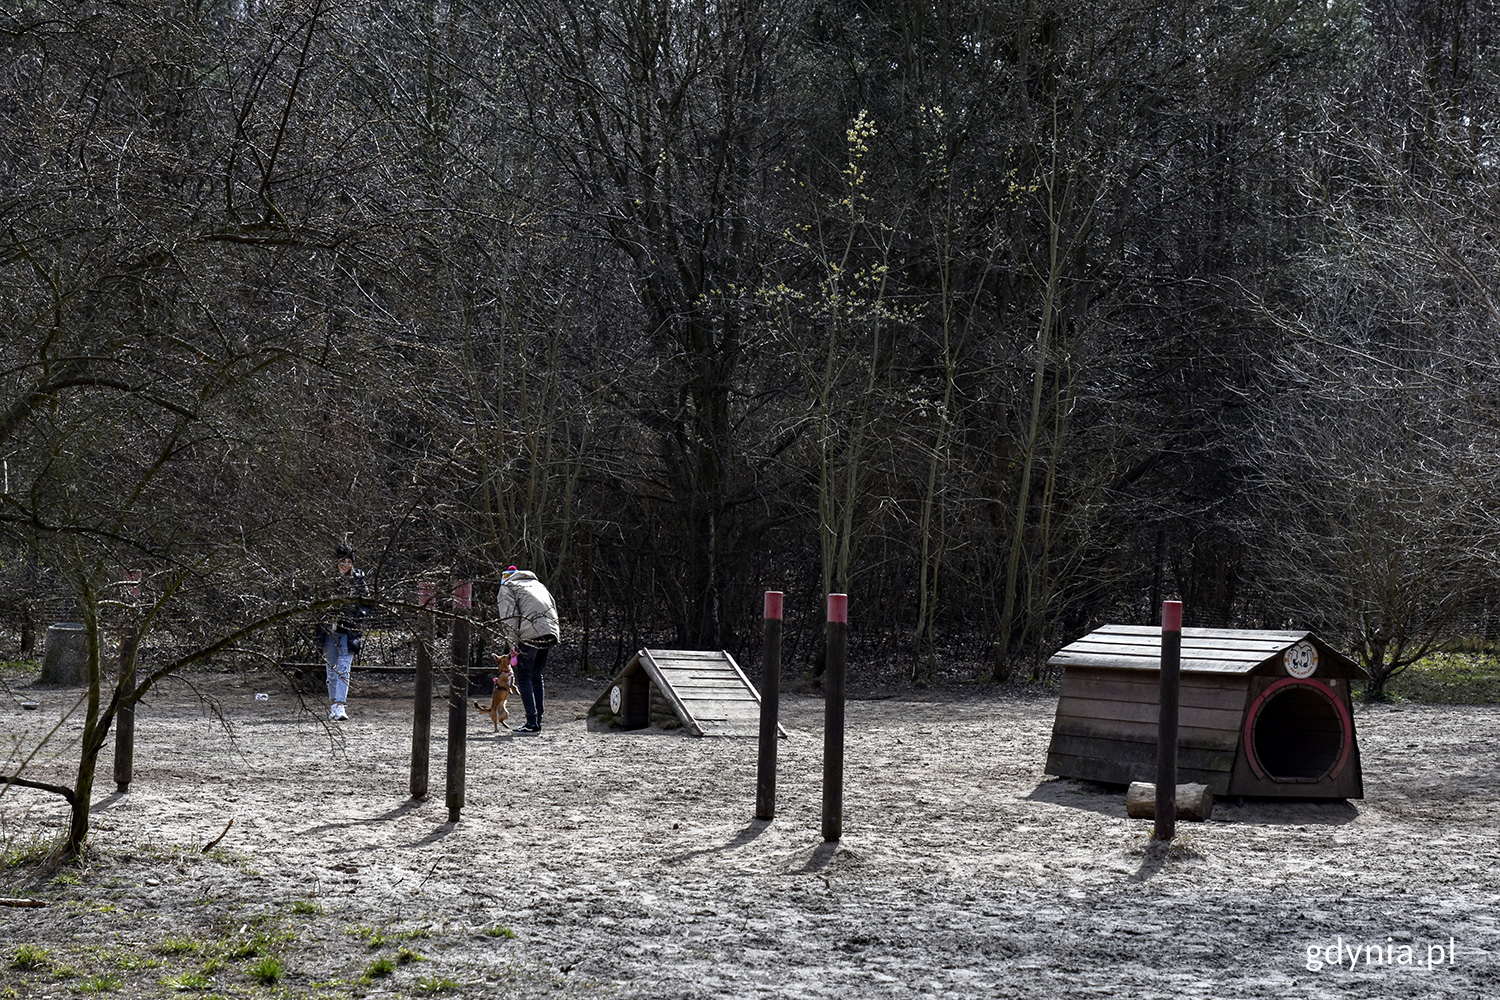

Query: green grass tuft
[[160, 969, 213, 991], [155, 936, 206, 957], [246, 955, 283, 985], [227, 930, 291, 959], [415, 975, 461, 993], [346, 923, 432, 949], [77, 973, 123, 993], [9, 944, 50, 971], [482, 925, 516, 939], [362, 955, 396, 981], [2, 834, 60, 868]]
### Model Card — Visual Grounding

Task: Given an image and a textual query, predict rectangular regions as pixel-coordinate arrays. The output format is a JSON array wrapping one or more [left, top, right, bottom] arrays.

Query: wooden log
[[1126, 781, 1214, 822]]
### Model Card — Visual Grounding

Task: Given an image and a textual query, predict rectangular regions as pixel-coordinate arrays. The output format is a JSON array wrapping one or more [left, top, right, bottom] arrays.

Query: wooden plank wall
[[1046, 666, 1250, 794]]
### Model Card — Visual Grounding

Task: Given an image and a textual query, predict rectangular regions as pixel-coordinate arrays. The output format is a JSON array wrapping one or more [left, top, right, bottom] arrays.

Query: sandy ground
[[0, 668, 1497, 999]]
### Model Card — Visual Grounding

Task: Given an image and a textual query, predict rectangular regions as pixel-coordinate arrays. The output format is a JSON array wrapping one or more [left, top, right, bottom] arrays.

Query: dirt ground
[[0, 667, 1497, 999]]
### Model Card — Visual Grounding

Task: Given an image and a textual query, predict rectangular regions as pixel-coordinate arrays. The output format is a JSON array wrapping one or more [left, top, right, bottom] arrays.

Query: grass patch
[[0, 659, 38, 678], [155, 936, 207, 957], [77, 973, 123, 993], [227, 930, 292, 959], [415, 975, 461, 993], [346, 924, 433, 949], [1384, 651, 1500, 704], [112, 952, 161, 972], [246, 955, 283, 985], [362, 955, 396, 981], [482, 926, 516, 939], [396, 947, 427, 965], [160, 969, 213, 991], [9, 944, 50, 971], [2, 833, 61, 868], [289, 898, 323, 915]]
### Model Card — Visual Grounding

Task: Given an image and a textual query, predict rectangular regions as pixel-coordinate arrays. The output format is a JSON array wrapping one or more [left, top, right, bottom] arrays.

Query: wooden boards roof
[[589, 648, 785, 738], [1047, 624, 1364, 677]]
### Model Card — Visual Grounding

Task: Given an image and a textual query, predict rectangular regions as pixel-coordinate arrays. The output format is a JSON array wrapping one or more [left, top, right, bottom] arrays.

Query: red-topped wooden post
[[1155, 600, 1183, 841], [445, 581, 472, 822], [113, 569, 143, 793], [410, 581, 437, 800], [822, 593, 848, 842], [755, 591, 783, 821]]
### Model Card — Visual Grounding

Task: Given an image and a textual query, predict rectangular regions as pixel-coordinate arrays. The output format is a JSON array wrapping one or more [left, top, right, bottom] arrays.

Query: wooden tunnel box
[[588, 648, 786, 738], [1045, 625, 1365, 799]]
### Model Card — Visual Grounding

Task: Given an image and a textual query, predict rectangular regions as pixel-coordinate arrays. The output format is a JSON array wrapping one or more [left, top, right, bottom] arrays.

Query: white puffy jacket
[[496, 571, 560, 647]]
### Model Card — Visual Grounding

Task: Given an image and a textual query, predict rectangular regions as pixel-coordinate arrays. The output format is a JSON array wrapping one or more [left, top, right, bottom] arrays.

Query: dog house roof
[[1048, 624, 1366, 678]]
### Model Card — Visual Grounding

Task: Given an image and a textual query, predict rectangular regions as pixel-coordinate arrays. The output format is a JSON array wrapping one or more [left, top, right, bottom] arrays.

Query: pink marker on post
[[827, 593, 847, 624]]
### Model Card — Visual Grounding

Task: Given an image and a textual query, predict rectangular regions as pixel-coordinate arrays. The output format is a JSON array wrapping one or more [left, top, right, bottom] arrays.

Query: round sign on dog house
[[1283, 640, 1318, 678]]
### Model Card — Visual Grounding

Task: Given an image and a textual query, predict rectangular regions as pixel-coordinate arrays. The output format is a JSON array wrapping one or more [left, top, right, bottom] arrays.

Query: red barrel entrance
[[1246, 678, 1352, 782]]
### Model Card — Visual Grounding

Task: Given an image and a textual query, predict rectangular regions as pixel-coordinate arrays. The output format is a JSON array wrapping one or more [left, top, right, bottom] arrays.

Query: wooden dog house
[[1045, 625, 1365, 798], [587, 648, 785, 738]]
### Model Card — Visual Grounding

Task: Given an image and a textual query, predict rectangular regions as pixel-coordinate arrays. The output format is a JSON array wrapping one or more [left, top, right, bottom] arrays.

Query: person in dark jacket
[[316, 544, 368, 721]]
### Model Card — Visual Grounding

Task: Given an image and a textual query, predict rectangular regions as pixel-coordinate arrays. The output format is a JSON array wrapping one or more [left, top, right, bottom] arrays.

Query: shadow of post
[[665, 818, 771, 865]]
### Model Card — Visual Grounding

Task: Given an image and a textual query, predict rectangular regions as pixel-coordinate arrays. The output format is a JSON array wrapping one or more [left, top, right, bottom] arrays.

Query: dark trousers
[[515, 640, 551, 727]]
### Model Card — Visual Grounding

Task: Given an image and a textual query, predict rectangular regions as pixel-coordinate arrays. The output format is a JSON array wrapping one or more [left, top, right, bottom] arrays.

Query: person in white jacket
[[495, 565, 560, 734]]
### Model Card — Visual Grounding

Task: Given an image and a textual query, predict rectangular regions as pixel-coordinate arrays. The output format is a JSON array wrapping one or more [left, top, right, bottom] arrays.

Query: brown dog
[[472, 653, 515, 731]]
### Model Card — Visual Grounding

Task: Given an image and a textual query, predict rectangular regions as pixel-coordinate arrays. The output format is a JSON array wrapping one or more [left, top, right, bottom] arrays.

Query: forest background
[[4, 0, 1500, 712]]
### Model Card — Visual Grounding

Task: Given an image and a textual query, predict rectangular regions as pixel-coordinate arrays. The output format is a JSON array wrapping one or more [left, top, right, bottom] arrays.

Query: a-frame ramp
[[587, 648, 786, 737]]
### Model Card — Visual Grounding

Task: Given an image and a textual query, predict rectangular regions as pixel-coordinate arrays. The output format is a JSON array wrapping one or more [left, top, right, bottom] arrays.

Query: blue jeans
[[515, 641, 551, 727], [321, 632, 352, 703]]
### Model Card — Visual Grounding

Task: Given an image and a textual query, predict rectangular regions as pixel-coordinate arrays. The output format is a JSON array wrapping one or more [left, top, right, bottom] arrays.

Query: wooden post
[[822, 593, 847, 842], [1155, 600, 1182, 841], [112, 625, 137, 793], [410, 582, 436, 800], [444, 581, 472, 823], [112, 570, 142, 794], [755, 591, 783, 821]]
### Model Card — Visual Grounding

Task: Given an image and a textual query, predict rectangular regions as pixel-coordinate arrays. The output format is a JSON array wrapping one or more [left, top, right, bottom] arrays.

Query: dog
[[472, 652, 515, 731]]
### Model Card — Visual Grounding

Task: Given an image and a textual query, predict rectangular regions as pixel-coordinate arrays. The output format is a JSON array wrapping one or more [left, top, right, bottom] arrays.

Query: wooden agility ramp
[[587, 648, 785, 737]]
